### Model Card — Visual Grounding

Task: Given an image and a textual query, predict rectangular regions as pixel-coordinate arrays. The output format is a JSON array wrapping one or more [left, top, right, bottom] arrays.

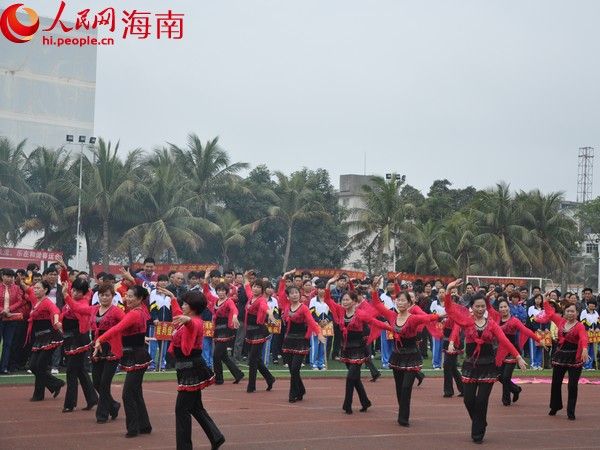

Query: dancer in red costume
[[26, 281, 65, 401], [445, 279, 526, 443], [279, 270, 326, 402], [170, 290, 224, 450], [540, 297, 588, 420], [370, 276, 442, 426], [325, 276, 392, 414], [94, 285, 152, 437]]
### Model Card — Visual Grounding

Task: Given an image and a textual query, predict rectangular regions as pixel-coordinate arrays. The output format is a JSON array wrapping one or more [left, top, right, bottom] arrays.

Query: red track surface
[[0, 377, 597, 449]]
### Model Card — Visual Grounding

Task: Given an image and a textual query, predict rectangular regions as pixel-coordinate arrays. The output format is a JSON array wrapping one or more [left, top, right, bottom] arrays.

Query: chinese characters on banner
[[44, 1, 185, 39], [155, 321, 174, 341]]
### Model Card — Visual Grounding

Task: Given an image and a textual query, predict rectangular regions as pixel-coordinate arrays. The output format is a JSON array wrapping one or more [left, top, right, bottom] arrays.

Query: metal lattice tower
[[577, 147, 594, 203]]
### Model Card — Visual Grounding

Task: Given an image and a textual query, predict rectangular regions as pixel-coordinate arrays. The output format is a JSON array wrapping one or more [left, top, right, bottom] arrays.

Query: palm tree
[[398, 219, 450, 274], [21, 146, 72, 247], [516, 190, 579, 276], [471, 183, 533, 276], [440, 212, 490, 279], [269, 170, 329, 272], [0, 138, 28, 244], [86, 139, 143, 270], [209, 207, 259, 268], [115, 148, 213, 261], [347, 175, 411, 274], [170, 134, 249, 216]]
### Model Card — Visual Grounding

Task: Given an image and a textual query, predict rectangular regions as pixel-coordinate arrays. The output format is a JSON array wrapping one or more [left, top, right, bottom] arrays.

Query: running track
[[0, 377, 596, 449]]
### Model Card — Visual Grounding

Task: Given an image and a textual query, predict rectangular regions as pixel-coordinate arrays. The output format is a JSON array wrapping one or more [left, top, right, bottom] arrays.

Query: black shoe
[[416, 372, 425, 386], [266, 379, 275, 391], [512, 386, 522, 403], [96, 419, 108, 424], [247, 387, 256, 393], [125, 432, 138, 438], [443, 393, 453, 398], [359, 400, 372, 412], [215, 380, 224, 385], [110, 402, 120, 420], [457, 392, 464, 397], [472, 436, 483, 444], [62, 407, 74, 413], [370, 372, 381, 382], [343, 407, 353, 414], [398, 420, 410, 427], [233, 374, 244, 384], [289, 397, 297, 403], [212, 436, 226, 450], [549, 409, 558, 416], [83, 401, 97, 411], [502, 400, 511, 406], [567, 414, 576, 421], [140, 427, 152, 434], [53, 382, 65, 399]]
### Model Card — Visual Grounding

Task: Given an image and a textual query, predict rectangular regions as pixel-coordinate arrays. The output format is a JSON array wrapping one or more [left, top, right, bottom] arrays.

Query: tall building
[[338, 174, 377, 270], [0, 11, 97, 151]]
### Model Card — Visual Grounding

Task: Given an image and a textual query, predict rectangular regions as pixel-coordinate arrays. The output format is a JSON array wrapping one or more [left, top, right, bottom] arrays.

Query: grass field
[[1, 353, 598, 385]]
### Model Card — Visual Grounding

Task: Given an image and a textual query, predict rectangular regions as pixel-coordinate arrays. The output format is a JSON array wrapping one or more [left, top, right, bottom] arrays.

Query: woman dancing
[[170, 290, 224, 450], [325, 276, 392, 414], [496, 297, 541, 406], [202, 282, 244, 385], [278, 271, 326, 402], [60, 280, 98, 412], [26, 281, 65, 401], [243, 276, 276, 393], [65, 283, 125, 423], [370, 277, 442, 426], [541, 298, 588, 420], [94, 285, 152, 437], [445, 280, 526, 443]]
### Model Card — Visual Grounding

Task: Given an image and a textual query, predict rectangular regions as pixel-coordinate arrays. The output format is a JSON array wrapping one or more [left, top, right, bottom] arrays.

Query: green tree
[[171, 134, 248, 217], [0, 138, 28, 244]]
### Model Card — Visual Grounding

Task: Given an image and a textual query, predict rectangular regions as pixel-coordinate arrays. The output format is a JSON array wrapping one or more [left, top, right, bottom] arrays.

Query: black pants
[[463, 382, 494, 440], [9, 321, 28, 371], [30, 349, 64, 400], [443, 353, 463, 396], [92, 359, 120, 421], [285, 353, 305, 400], [364, 344, 379, 378], [343, 363, 369, 410], [247, 342, 274, 391], [64, 352, 97, 409], [332, 324, 342, 358], [393, 370, 416, 424], [499, 362, 520, 405], [176, 389, 223, 450], [122, 369, 151, 434], [419, 329, 430, 358], [550, 365, 582, 416], [213, 341, 243, 383], [232, 323, 246, 360], [270, 332, 282, 361]]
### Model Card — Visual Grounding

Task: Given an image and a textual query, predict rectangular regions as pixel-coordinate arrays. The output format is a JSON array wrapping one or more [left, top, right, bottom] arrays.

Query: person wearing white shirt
[[379, 281, 397, 369], [429, 291, 446, 370], [309, 283, 332, 370], [580, 300, 599, 370]]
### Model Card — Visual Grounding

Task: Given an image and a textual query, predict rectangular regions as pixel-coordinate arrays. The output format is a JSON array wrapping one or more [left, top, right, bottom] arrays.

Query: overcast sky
[[27, 0, 600, 201]]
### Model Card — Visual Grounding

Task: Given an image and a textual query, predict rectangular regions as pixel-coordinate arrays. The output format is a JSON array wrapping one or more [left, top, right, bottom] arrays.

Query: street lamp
[[65, 134, 96, 269]]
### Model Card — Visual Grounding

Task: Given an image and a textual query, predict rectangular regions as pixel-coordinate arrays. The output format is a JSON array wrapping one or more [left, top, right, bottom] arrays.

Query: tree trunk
[[84, 232, 94, 275], [375, 239, 384, 276], [282, 223, 293, 273], [102, 218, 110, 271]]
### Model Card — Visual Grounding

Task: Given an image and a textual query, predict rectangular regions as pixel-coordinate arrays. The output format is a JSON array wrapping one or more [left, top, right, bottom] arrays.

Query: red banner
[[0, 247, 63, 269], [155, 321, 174, 340], [93, 263, 220, 276], [298, 268, 367, 280], [386, 272, 455, 285]]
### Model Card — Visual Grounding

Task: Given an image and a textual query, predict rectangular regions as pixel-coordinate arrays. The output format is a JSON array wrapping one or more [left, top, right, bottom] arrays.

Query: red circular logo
[[0, 4, 39, 43]]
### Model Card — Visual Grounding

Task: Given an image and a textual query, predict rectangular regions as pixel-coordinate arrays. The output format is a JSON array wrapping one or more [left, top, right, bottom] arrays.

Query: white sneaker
[[27, 369, 32, 374], [312, 367, 319, 371], [51, 369, 59, 375]]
